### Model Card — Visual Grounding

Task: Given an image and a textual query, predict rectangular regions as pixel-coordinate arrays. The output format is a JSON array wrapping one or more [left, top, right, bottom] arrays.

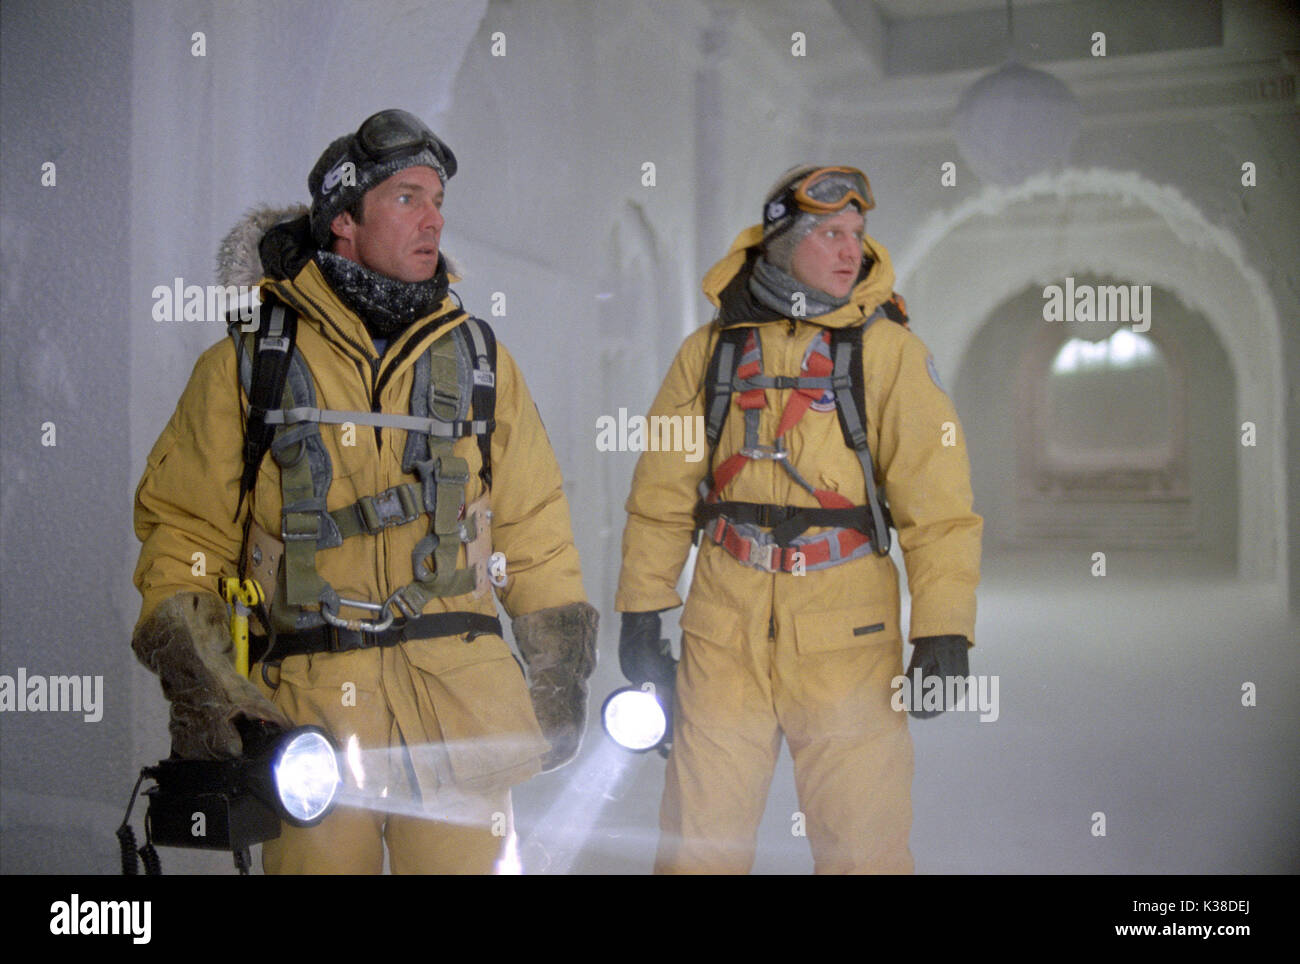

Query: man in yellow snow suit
[[615, 165, 981, 874], [132, 109, 597, 874]]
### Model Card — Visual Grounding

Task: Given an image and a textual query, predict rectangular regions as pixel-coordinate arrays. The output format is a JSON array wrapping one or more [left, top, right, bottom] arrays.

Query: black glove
[[618, 611, 678, 756], [618, 611, 677, 691], [904, 634, 970, 720]]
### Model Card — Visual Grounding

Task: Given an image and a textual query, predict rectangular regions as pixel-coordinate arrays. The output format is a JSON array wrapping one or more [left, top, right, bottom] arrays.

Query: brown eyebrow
[[384, 177, 447, 197]]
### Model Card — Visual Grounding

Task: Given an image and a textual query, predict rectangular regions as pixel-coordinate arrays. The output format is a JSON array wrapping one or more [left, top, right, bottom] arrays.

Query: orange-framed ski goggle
[[764, 166, 875, 238], [790, 166, 875, 214], [765, 166, 876, 227]]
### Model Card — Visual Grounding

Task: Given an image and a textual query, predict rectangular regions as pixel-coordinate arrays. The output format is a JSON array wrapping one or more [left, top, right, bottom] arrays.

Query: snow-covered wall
[[1, 0, 135, 873]]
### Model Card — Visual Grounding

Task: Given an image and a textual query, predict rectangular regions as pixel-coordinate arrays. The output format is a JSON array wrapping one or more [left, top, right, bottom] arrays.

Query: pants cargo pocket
[[677, 594, 747, 726], [401, 633, 550, 794], [270, 650, 381, 741], [791, 604, 904, 734]]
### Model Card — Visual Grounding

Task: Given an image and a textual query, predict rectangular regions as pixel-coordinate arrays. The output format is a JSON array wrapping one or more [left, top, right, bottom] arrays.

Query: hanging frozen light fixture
[[953, 0, 1081, 185]]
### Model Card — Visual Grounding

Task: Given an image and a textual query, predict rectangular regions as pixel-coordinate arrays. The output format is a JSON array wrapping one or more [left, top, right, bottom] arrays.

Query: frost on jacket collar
[[213, 204, 470, 359], [703, 224, 897, 330], [215, 203, 311, 287]]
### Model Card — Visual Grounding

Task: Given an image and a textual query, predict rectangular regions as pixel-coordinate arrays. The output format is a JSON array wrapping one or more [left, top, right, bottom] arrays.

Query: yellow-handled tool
[[219, 577, 266, 678]]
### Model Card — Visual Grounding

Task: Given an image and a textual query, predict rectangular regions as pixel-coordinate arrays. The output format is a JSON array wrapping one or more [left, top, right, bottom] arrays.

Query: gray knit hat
[[308, 109, 456, 247], [760, 164, 874, 273]]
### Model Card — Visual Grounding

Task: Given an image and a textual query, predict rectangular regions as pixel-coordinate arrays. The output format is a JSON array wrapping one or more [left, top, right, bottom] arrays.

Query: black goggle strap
[[764, 185, 867, 241]]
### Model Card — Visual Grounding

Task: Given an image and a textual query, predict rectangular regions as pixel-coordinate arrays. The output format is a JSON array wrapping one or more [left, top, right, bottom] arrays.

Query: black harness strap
[[251, 611, 502, 664], [830, 323, 892, 555], [700, 325, 749, 496], [694, 500, 872, 547], [233, 295, 297, 523]]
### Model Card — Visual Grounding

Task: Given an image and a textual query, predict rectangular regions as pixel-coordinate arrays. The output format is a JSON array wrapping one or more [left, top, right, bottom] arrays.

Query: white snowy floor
[[514, 550, 1300, 874]]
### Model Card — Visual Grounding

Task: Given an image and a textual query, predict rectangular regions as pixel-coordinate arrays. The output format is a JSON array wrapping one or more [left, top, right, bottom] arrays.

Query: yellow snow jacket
[[615, 225, 980, 644], [134, 245, 588, 798]]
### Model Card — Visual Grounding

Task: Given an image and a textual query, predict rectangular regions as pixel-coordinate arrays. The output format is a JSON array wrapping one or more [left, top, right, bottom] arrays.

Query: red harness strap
[[705, 516, 871, 572], [708, 330, 764, 496], [707, 329, 853, 511]]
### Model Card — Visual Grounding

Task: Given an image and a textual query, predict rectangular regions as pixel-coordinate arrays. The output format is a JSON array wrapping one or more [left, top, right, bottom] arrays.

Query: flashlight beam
[[516, 738, 643, 874]]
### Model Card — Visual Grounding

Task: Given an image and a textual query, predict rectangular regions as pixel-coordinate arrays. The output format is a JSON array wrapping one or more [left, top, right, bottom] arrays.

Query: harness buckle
[[386, 587, 423, 622], [281, 512, 323, 543], [361, 486, 417, 531], [434, 457, 471, 487], [740, 446, 787, 461], [750, 542, 777, 572]]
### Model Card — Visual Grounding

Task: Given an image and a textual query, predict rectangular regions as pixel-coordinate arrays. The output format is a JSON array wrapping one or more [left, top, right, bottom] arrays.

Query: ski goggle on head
[[765, 166, 875, 229], [353, 109, 458, 179]]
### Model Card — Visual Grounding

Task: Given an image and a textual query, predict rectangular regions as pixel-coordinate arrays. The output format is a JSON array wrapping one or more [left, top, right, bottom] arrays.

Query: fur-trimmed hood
[[215, 203, 464, 288], [215, 204, 307, 288]]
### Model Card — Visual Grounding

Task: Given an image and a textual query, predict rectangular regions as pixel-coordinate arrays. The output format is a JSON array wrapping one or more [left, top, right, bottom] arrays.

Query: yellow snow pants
[[654, 542, 913, 874], [254, 648, 517, 875]]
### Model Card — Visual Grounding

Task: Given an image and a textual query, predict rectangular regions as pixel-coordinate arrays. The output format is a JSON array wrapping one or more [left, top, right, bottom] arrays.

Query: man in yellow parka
[[132, 109, 597, 874], [615, 165, 981, 874]]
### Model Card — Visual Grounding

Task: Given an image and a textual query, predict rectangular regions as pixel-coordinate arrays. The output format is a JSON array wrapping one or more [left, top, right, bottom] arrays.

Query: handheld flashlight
[[602, 682, 671, 754], [131, 721, 342, 869]]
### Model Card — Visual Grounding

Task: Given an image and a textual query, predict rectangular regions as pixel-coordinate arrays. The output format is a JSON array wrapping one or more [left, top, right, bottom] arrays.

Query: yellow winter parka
[[616, 225, 980, 644], [133, 248, 588, 800]]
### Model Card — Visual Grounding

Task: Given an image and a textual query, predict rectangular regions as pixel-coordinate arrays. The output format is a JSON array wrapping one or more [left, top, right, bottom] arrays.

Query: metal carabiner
[[319, 594, 396, 634]]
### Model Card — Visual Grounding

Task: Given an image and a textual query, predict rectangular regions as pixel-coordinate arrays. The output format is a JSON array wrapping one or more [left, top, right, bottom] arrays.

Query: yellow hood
[[701, 224, 897, 329]]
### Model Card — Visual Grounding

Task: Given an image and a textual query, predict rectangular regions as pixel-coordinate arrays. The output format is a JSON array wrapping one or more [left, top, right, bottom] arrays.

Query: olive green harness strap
[[272, 362, 335, 611], [392, 325, 480, 614], [330, 482, 423, 539], [233, 315, 495, 635]]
